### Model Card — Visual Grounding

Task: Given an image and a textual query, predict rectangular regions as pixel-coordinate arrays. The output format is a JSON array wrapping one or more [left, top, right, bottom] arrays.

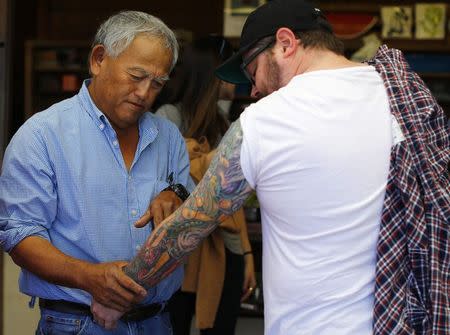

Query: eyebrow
[[127, 67, 170, 81]]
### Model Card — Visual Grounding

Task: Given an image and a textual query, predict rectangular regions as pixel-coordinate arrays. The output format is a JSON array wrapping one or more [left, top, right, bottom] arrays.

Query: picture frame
[[223, 0, 266, 37], [415, 3, 447, 40], [381, 6, 413, 39]]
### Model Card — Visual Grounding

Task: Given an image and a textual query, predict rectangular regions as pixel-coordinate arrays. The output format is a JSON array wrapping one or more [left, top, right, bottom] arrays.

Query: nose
[[135, 79, 152, 100], [250, 85, 260, 99]]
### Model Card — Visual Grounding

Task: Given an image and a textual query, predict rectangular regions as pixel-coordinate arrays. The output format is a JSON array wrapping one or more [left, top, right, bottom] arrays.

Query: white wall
[[3, 255, 40, 334]]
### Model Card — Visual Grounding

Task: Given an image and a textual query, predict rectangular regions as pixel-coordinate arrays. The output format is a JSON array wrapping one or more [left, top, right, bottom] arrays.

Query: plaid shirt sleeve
[[368, 46, 450, 335]]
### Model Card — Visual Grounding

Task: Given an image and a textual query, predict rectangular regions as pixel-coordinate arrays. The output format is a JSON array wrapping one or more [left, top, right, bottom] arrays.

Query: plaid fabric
[[368, 46, 450, 334]]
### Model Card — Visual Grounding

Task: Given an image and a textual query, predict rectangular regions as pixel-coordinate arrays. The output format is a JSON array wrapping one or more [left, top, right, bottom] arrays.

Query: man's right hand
[[10, 237, 147, 312], [82, 261, 147, 312]]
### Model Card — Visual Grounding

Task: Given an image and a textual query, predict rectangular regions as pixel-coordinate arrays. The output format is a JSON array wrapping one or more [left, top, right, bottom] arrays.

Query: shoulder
[[240, 90, 283, 125], [12, 96, 79, 143]]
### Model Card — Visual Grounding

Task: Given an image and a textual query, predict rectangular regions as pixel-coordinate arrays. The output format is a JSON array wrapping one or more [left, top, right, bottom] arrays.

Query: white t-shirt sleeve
[[239, 106, 260, 189]]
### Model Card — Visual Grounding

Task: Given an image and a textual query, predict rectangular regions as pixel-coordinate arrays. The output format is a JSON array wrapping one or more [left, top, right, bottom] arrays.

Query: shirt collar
[[77, 79, 159, 145], [138, 112, 159, 148], [77, 79, 108, 130]]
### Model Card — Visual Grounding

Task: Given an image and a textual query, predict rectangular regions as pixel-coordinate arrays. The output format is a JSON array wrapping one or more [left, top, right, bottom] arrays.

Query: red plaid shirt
[[369, 46, 450, 334]]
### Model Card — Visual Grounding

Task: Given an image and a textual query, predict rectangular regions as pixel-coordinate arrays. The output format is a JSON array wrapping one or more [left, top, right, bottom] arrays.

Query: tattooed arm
[[124, 120, 253, 287], [90, 120, 253, 329]]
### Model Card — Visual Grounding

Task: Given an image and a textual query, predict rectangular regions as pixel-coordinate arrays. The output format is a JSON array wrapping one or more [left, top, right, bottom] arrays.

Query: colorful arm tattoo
[[124, 120, 253, 288]]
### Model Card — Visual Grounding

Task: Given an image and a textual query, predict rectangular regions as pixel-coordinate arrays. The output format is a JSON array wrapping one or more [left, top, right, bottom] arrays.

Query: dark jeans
[[169, 248, 245, 335], [36, 308, 173, 335]]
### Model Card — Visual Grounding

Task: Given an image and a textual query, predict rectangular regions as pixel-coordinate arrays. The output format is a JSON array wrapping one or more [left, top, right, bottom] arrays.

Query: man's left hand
[[134, 190, 182, 228], [91, 298, 124, 330]]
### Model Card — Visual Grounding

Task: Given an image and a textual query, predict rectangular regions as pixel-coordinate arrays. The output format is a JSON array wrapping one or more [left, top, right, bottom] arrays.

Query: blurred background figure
[[155, 35, 257, 335]]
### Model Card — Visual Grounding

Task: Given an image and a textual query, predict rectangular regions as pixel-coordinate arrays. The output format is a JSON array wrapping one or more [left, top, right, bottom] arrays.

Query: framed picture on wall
[[223, 0, 266, 36], [415, 3, 447, 39], [230, 0, 260, 15], [381, 6, 413, 39]]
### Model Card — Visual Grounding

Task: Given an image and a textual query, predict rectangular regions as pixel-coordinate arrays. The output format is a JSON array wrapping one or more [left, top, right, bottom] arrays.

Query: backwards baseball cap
[[215, 0, 333, 84]]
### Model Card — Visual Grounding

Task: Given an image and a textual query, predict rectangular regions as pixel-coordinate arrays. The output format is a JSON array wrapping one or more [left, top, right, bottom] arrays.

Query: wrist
[[162, 183, 190, 201], [74, 260, 93, 291]]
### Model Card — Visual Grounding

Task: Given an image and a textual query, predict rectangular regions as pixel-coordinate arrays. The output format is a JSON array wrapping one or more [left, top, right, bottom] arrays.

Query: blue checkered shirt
[[0, 80, 192, 306]]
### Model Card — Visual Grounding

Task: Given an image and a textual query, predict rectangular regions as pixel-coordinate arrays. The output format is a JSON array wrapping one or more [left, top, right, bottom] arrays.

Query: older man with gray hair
[[0, 10, 192, 334]]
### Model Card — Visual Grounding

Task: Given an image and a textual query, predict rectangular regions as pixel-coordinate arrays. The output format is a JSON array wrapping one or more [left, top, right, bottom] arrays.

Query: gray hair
[[93, 11, 179, 71]]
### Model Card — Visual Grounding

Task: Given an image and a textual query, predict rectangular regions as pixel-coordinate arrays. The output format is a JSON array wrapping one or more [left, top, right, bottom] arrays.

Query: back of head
[[93, 10, 179, 71]]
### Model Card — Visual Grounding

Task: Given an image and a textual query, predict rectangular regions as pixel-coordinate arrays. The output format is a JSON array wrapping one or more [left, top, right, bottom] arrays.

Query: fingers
[[97, 296, 128, 312], [144, 190, 183, 227], [152, 204, 164, 227], [162, 202, 173, 221], [104, 319, 118, 331], [152, 202, 175, 227], [154, 202, 176, 226], [91, 299, 121, 330], [241, 286, 254, 302], [242, 273, 256, 291], [117, 272, 147, 296], [134, 210, 153, 228], [241, 272, 257, 302], [93, 317, 106, 329], [112, 265, 147, 302], [89, 262, 147, 311]]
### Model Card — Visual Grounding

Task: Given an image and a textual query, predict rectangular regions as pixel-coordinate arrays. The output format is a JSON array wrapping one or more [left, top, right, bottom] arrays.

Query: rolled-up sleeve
[[0, 119, 55, 252]]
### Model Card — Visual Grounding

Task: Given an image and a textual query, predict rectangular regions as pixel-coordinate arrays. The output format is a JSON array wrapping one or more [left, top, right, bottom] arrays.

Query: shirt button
[[99, 124, 105, 130], [135, 245, 141, 251], [131, 209, 137, 216], [128, 175, 132, 180], [112, 140, 118, 146]]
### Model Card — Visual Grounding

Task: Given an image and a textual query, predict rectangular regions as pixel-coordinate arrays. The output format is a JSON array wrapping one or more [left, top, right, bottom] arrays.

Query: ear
[[275, 28, 298, 58], [89, 45, 107, 76]]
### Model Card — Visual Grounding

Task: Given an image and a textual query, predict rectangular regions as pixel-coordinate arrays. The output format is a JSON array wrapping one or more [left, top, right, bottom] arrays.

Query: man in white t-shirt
[[90, 0, 392, 333]]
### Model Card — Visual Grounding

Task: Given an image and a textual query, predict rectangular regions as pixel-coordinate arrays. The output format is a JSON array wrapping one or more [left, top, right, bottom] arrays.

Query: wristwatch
[[162, 183, 190, 201], [162, 172, 190, 201]]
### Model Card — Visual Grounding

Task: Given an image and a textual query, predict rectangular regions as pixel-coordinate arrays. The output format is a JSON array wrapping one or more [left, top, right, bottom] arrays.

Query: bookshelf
[[24, 40, 90, 119]]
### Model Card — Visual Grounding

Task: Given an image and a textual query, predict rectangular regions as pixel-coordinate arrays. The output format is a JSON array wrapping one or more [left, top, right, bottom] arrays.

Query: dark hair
[[295, 27, 344, 55], [158, 35, 233, 146]]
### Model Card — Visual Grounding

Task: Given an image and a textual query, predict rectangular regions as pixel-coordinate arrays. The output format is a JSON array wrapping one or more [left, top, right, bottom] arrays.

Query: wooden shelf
[[35, 65, 87, 72], [25, 40, 90, 119], [419, 73, 450, 79]]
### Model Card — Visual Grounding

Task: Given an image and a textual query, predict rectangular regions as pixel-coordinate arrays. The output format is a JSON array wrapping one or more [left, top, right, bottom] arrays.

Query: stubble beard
[[266, 53, 282, 96]]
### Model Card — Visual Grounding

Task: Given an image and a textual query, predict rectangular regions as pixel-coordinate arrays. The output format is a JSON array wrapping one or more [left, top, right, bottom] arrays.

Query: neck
[[294, 48, 364, 76]]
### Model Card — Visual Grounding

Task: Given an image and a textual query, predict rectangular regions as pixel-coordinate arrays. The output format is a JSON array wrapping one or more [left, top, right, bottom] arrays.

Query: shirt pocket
[[38, 310, 93, 335]]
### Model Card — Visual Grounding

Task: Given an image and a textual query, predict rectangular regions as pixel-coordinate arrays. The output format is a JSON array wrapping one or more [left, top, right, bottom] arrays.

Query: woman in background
[[155, 35, 256, 335]]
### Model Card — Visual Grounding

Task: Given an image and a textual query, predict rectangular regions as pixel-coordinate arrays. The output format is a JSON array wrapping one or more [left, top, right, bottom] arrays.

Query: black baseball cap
[[215, 0, 333, 84]]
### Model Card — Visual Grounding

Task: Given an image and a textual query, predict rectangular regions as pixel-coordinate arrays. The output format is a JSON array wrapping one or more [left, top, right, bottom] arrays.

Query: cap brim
[[215, 51, 251, 85]]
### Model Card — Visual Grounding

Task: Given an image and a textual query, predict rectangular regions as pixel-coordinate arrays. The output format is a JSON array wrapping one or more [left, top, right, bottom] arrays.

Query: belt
[[39, 298, 167, 323]]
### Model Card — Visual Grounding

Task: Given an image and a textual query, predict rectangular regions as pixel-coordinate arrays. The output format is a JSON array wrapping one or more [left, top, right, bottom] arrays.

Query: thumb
[[134, 209, 153, 228]]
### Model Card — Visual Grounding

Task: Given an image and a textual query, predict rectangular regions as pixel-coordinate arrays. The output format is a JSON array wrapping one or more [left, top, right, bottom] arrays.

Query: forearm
[[124, 121, 253, 288], [124, 177, 222, 288], [10, 236, 91, 291]]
